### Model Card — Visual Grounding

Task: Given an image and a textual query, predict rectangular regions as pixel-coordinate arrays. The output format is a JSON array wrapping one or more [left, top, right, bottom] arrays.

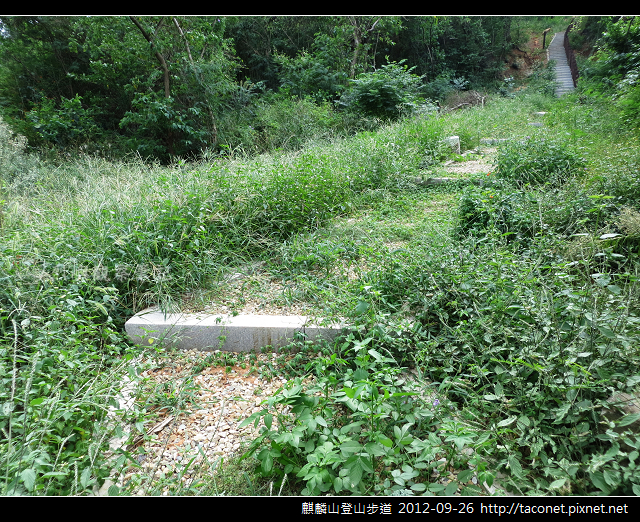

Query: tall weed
[[493, 135, 586, 186]]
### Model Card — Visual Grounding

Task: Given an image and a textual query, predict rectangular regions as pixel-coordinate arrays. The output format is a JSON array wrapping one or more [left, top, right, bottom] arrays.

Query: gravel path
[[97, 349, 508, 497], [99, 148, 508, 496], [102, 350, 299, 496], [440, 147, 496, 176]]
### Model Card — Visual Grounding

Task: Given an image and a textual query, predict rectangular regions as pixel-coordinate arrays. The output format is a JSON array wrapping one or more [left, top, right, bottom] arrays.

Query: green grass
[[1, 81, 640, 496]]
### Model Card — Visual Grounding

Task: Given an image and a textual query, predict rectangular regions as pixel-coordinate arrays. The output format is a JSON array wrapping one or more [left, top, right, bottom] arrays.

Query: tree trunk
[[129, 16, 174, 157], [348, 16, 381, 78], [348, 17, 362, 79], [173, 17, 194, 65]]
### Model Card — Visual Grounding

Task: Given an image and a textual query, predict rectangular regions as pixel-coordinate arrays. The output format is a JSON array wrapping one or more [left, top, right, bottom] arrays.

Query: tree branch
[[173, 17, 194, 65], [129, 16, 170, 98], [368, 18, 381, 33], [154, 17, 166, 39]]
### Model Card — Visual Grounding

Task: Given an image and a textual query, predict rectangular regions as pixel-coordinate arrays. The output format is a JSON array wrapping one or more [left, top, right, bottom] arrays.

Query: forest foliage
[[0, 16, 521, 162], [2, 16, 637, 163], [571, 16, 640, 124]]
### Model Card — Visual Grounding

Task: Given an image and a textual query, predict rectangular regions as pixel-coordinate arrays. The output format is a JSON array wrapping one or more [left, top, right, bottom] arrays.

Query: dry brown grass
[[618, 206, 640, 238]]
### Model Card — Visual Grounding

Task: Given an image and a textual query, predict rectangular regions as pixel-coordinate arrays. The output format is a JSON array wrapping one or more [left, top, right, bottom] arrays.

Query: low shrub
[[338, 61, 433, 120], [493, 135, 586, 187], [0, 116, 42, 191], [453, 184, 539, 242], [253, 95, 342, 152], [26, 94, 101, 150], [239, 334, 485, 496]]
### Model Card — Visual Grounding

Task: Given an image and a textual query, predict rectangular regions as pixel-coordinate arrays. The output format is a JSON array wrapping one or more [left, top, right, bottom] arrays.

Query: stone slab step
[[413, 176, 485, 187], [125, 308, 347, 351]]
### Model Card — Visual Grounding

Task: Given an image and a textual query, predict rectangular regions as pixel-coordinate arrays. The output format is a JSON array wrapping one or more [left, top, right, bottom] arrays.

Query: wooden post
[[542, 28, 551, 49]]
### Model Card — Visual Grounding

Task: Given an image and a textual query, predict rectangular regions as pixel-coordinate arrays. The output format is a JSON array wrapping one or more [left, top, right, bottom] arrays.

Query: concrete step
[[547, 30, 576, 97], [123, 308, 516, 496], [125, 308, 347, 352]]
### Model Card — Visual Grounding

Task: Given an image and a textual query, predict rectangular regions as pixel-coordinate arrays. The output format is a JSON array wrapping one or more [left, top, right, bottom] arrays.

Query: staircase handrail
[[564, 21, 580, 87]]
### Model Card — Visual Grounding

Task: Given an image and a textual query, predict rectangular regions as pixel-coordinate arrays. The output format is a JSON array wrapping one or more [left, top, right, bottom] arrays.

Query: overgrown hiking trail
[[110, 139, 506, 496], [6, 16, 640, 499]]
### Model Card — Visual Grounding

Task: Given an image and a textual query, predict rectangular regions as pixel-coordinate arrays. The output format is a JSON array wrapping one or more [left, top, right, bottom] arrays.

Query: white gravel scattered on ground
[[105, 350, 303, 495]]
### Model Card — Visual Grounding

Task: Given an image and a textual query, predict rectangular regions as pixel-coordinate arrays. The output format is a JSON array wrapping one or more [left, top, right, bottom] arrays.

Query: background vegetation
[[0, 16, 563, 162], [1, 16, 639, 496]]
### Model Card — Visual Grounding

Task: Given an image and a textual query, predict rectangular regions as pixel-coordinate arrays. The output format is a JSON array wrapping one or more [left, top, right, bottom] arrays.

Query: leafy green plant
[[26, 94, 100, 149], [141, 377, 199, 416], [237, 333, 488, 496], [119, 92, 208, 161], [454, 185, 514, 239], [253, 94, 342, 152], [524, 61, 559, 97], [453, 183, 540, 242], [274, 48, 348, 102], [338, 61, 433, 120]]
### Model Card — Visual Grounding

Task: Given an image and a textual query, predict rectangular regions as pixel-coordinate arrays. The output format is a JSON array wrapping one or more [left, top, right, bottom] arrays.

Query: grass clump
[[453, 184, 538, 241], [493, 134, 586, 187]]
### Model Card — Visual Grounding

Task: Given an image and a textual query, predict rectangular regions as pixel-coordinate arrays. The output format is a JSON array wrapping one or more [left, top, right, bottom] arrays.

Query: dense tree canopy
[[0, 15, 635, 161]]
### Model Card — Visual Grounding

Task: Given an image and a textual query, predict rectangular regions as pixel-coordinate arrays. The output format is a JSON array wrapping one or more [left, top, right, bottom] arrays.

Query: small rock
[[480, 138, 508, 145], [442, 136, 461, 154]]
